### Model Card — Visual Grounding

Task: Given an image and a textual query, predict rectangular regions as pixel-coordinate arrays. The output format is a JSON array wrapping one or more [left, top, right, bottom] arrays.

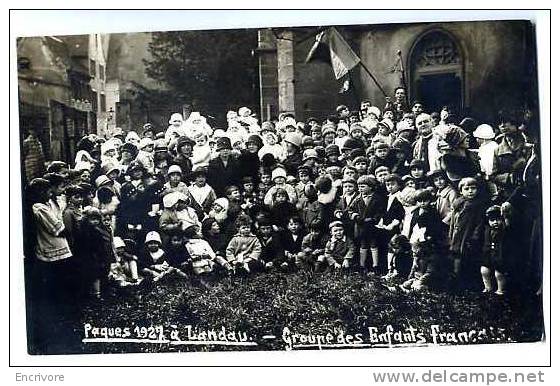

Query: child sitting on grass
[[226, 215, 263, 275], [383, 234, 412, 281], [317, 221, 355, 272], [184, 225, 233, 277], [297, 219, 326, 272], [108, 237, 141, 287], [141, 230, 188, 282]]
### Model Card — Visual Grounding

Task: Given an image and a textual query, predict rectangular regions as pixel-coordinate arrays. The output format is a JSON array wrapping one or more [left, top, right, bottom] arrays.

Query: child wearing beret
[[317, 221, 355, 271]]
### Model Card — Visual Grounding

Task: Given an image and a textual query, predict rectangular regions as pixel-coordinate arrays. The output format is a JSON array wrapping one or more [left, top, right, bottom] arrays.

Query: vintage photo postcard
[[15, 13, 544, 356]]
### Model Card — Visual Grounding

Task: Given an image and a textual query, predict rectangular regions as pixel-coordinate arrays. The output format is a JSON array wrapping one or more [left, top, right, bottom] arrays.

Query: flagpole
[[396, 50, 408, 96], [358, 61, 388, 98]]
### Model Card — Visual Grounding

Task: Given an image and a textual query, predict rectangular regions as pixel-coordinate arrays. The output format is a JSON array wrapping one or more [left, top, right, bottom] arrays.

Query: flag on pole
[[306, 27, 361, 80]]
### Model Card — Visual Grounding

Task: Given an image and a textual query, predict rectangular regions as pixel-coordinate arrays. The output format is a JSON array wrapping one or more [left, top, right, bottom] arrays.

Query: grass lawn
[[31, 271, 543, 354]]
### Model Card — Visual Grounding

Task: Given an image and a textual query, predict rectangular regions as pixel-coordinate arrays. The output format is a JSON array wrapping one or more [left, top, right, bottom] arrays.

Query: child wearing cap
[[226, 215, 263, 275], [448, 177, 488, 290], [479, 205, 510, 295], [297, 219, 326, 272], [349, 175, 386, 274], [334, 122, 350, 150], [187, 167, 217, 220], [80, 206, 116, 298], [372, 119, 395, 147], [367, 142, 399, 176], [258, 217, 289, 271], [164, 164, 190, 196], [263, 167, 298, 207], [472, 124, 498, 176], [317, 221, 355, 271], [184, 225, 232, 278], [109, 237, 141, 286], [62, 185, 84, 254], [160, 192, 201, 243], [142, 229, 189, 281]]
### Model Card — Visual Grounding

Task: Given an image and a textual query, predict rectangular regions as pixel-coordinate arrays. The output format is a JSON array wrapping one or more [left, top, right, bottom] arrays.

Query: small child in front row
[[140, 230, 188, 282], [481, 205, 514, 296], [297, 219, 326, 272], [109, 236, 141, 286], [184, 225, 233, 276], [226, 215, 263, 275], [317, 221, 355, 272], [383, 234, 412, 281]]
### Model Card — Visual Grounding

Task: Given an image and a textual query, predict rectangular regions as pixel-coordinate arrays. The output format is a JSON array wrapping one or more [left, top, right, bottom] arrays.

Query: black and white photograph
[[14, 11, 545, 357]]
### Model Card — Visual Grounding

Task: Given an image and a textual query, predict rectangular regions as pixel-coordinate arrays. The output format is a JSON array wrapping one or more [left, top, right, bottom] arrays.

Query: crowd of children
[[23, 99, 542, 302]]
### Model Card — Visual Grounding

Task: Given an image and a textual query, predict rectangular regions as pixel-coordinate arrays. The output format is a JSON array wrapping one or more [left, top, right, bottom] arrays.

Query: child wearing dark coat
[[317, 221, 355, 271], [297, 219, 326, 272], [140, 231, 188, 282], [481, 205, 516, 295], [348, 175, 386, 274], [448, 177, 488, 290], [79, 206, 116, 298]]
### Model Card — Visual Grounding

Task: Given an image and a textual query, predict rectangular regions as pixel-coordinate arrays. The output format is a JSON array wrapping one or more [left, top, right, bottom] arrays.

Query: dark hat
[[191, 166, 207, 178], [427, 168, 447, 180], [341, 137, 363, 151], [121, 142, 138, 157], [241, 176, 254, 184], [261, 153, 277, 169], [247, 134, 263, 148], [257, 216, 273, 227], [303, 184, 318, 199], [485, 205, 503, 220], [341, 177, 358, 186], [314, 146, 326, 160], [325, 144, 340, 157], [177, 136, 195, 150], [77, 136, 96, 153], [28, 178, 51, 196], [46, 161, 68, 174], [348, 148, 366, 161], [415, 188, 434, 202], [302, 135, 314, 148], [352, 156, 368, 165], [216, 137, 232, 151], [43, 172, 66, 186], [306, 117, 319, 125], [64, 184, 85, 197], [78, 182, 94, 194], [373, 141, 390, 151], [127, 161, 145, 175]]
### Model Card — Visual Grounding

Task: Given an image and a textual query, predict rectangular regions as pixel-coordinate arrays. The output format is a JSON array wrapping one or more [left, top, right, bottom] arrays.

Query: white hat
[[367, 106, 381, 118], [125, 131, 141, 143], [167, 164, 182, 175], [163, 192, 180, 208], [74, 161, 92, 172], [95, 175, 113, 188], [169, 113, 183, 125], [272, 167, 287, 181], [302, 149, 319, 161], [473, 124, 496, 139], [113, 237, 126, 249], [101, 141, 117, 155], [226, 111, 238, 120], [238, 106, 251, 117], [396, 120, 414, 133], [139, 137, 154, 150], [145, 231, 162, 244], [213, 197, 229, 211], [337, 122, 350, 133]]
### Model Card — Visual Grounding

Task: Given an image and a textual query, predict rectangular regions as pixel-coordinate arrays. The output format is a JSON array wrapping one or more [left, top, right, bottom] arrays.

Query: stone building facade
[[256, 20, 539, 124]]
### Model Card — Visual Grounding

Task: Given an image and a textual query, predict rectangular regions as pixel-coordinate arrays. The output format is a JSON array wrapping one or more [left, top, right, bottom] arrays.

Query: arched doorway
[[409, 29, 464, 114]]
